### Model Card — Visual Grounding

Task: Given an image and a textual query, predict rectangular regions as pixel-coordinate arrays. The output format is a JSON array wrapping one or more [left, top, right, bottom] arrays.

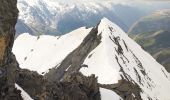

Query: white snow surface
[[100, 88, 122, 100], [13, 18, 170, 100], [13, 27, 91, 74], [15, 84, 33, 100]]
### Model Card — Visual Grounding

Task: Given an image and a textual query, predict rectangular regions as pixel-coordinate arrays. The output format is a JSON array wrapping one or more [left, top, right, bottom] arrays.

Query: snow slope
[[13, 27, 91, 74], [13, 18, 170, 100], [15, 84, 33, 100], [100, 88, 122, 100]]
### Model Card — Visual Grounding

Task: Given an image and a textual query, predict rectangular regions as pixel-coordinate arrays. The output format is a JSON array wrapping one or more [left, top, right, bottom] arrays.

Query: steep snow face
[[15, 84, 33, 100], [12, 27, 91, 74], [80, 18, 170, 100], [100, 88, 123, 100]]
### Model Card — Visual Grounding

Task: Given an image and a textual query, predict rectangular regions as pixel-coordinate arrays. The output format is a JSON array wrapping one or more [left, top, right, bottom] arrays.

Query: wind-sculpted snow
[[13, 18, 170, 100]]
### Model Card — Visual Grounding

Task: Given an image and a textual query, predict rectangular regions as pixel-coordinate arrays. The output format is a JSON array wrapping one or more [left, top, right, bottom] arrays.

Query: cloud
[[50, 0, 170, 1], [145, 0, 170, 1], [49, 0, 170, 4], [48, 0, 170, 5]]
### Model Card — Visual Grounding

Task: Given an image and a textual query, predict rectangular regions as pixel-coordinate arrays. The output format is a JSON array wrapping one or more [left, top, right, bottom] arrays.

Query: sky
[[50, 0, 170, 2], [49, 0, 170, 4]]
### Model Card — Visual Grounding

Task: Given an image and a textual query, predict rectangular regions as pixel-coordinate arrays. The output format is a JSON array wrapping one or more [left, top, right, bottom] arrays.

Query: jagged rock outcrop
[[16, 69, 46, 99], [0, 54, 22, 100], [100, 79, 142, 100], [46, 72, 100, 100], [15, 70, 101, 100], [0, 0, 21, 99]]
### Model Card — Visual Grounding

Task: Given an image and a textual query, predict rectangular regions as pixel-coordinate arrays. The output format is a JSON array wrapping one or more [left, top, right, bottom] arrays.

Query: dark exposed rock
[[100, 79, 142, 100], [0, 53, 22, 100], [45, 72, 100, 100], [16, 69, 46, 99], [15, 69, 101, 100], [0, 0, 21, 99]]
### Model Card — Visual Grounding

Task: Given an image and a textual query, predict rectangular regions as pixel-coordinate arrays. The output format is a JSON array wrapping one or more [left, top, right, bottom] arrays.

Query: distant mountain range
[[129, 9, 170, 72], [16, 0, 126, 36], [16, 0, 170, 36]]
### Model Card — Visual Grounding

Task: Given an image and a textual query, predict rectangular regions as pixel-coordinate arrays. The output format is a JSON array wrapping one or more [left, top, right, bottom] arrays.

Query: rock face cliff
[[0, 0, 22, 99]]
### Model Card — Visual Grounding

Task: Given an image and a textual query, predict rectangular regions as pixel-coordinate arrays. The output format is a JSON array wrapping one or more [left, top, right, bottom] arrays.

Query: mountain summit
[[13, 18, 170, 100]]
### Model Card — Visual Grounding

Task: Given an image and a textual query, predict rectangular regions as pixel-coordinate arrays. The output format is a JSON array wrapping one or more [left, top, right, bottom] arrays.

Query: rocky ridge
[[0, 0, 22, 99]]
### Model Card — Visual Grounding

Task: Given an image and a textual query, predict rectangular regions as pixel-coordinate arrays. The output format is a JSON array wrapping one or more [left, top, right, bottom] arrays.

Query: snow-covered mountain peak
[[80, 18, 170, 99], [13, 18, 170, 100], [99, 17, 125, 35]]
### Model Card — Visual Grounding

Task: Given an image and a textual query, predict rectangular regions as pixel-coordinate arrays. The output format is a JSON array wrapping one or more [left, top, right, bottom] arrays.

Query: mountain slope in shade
[[128, 9, 170, 34], [13, 18, 170, 100], [128, 9, 170, 73]]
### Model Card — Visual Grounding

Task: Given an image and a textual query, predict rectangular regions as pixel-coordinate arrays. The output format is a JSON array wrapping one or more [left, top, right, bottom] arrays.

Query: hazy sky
[[49, 0, 170, 4], [50, 0, 170, 1]]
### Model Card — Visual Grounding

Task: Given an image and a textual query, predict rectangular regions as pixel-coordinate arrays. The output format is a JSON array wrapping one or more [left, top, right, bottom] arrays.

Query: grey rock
[[0, 0, 22, 99]]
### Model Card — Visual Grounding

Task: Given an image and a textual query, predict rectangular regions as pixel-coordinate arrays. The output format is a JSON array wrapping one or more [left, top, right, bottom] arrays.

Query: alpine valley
[[129, 9, 170, 73]]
